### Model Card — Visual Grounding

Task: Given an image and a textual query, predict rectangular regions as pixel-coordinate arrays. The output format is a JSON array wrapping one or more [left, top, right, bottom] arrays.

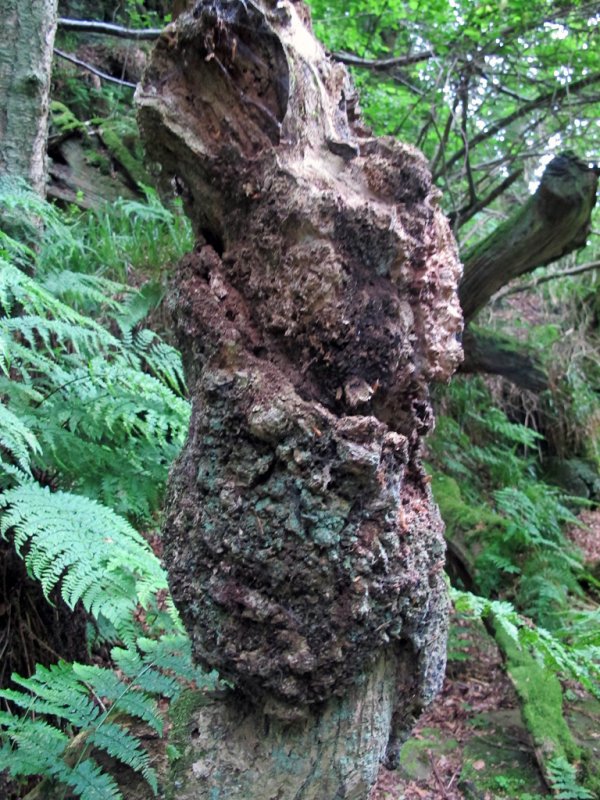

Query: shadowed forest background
[[0, 1, 599, 799]]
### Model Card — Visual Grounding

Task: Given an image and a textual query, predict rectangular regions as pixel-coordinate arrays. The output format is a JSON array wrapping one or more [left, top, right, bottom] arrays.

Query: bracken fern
[[0, 183, 206, 798]]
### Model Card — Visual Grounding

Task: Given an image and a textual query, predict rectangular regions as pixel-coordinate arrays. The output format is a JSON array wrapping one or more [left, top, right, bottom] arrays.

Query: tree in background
[[0, 1, 58, 194]]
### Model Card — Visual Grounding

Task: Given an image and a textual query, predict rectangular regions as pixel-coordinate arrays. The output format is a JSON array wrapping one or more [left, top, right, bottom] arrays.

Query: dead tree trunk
[[136, 2, 462, 797], [460, 327, 549, 393]]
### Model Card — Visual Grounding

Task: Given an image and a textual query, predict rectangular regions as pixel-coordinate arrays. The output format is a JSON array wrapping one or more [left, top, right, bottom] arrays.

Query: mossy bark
[[136, 2, 463, 796], [458, 154, 598, 389], [460, 153, 598, 325], [0, 0, 58, 194]]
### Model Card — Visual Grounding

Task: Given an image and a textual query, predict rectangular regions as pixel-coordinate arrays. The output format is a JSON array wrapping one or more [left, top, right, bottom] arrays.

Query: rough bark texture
[[168, 651, 398, 800], [0, 0, 58, 194], [460, 153, 598, 324], [136, 1, 462, 796]]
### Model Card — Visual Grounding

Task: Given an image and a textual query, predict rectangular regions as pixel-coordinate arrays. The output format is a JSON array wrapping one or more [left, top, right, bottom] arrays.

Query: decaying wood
[[47, 136, 139, 208], [136, 1, 462, 796], [460, 153, 598, 324]]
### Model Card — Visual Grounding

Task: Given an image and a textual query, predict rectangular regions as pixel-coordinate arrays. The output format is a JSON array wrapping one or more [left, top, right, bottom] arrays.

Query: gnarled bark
[[136, 2, 462, 796]]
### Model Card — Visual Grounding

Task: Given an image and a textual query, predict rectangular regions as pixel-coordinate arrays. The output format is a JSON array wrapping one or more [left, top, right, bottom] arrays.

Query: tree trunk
[[0, 0, 58, 194], [460, 153, 598, 324], [460, 327, 549, 393], [136, 2, 462, 797]]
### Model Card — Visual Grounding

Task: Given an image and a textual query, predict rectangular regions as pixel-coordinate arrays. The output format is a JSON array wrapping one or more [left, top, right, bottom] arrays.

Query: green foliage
[[0, 183, 190, 520], [0, 182, 200, 798], [547, 757, 594, 800], [0, 485, 170, 644], [430, 377, 586, 629], [0, 638, 214, 800], [451, 590, 600, 703], [309, 0, 600, 236]]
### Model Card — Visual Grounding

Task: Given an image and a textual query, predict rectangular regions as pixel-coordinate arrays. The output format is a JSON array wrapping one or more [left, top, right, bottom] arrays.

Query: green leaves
[[0, 485, 169, 641], [308, 0, 600, 228], [0, 184, 199, 798], [0, 635, 218, 799]]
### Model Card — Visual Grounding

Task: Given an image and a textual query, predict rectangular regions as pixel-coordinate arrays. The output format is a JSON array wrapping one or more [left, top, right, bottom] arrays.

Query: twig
[[58, 17, 162, 40], [429, 751, 450, 798], [54, 47, 137, 89], [332, 49, 433, 70], [54, 48, 137, 88], [496, 260, 600, 299], [448, 168, 523, 229], [447, 762, 462, 790]]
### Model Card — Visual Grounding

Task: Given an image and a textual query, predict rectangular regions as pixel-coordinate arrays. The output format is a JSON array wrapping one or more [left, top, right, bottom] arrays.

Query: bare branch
[[448, 168, 523, 229], [58, 17, 162, 40], [332, 49, 433, 70], [435, 71, 600, 180], [54, 48, 137, 88], [496, 260, 600, 298]]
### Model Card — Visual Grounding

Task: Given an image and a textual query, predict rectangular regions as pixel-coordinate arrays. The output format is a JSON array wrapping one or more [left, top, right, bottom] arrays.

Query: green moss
[[168, 688, 208, 751], [398, 728, 459, 780], [165, 689, 216, 800], [494, 621, 580, 764], [565, 694, 600, 796], [84, 149, 112, 175], [460, 709, 547, 797], [50, 101, 85, 136], [96, 117, 152, 188]]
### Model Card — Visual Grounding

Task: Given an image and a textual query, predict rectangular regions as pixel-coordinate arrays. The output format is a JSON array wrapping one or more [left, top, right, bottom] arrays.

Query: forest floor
[[370, 509, 600, 800], [370, 613, 546, 800]]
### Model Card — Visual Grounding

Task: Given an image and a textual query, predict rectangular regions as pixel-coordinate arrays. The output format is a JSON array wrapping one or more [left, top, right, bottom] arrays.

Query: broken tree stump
[[136, 1, 462, 797]]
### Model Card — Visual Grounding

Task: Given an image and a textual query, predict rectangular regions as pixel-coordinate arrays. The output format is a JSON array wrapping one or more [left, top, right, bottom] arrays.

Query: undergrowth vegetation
[[429, 377, 586, 627], [429, 374, 599, 638], [0, 182, 216, 799]]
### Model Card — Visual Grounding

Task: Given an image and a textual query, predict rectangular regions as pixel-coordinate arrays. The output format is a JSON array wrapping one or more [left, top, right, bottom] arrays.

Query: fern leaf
[[62, 757, 123, 800], [0, 400, 40, 475], [0, 485, 168, 643], [88, 721, 157, 793], [73, 663, 163, 736]]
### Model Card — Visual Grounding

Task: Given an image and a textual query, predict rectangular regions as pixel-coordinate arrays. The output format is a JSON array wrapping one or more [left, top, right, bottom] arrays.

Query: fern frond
[[451, 588, 600, 698], [88, 721, 157, 792], [547, 756, 594, 799], [0, 262, 112, 335], [60, 757, 123, 800], [73, 664, 163, 735], [130, 329, 187, 396], [0, 400, 40, 475], [0, 485, 168, 643], [41, 269, 132, 313], [111, 649, 181, 699], [1, 662, 99, 728]]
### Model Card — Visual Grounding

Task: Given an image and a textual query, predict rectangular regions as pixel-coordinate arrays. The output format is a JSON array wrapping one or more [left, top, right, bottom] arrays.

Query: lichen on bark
[[136, 0, 462, 794]]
